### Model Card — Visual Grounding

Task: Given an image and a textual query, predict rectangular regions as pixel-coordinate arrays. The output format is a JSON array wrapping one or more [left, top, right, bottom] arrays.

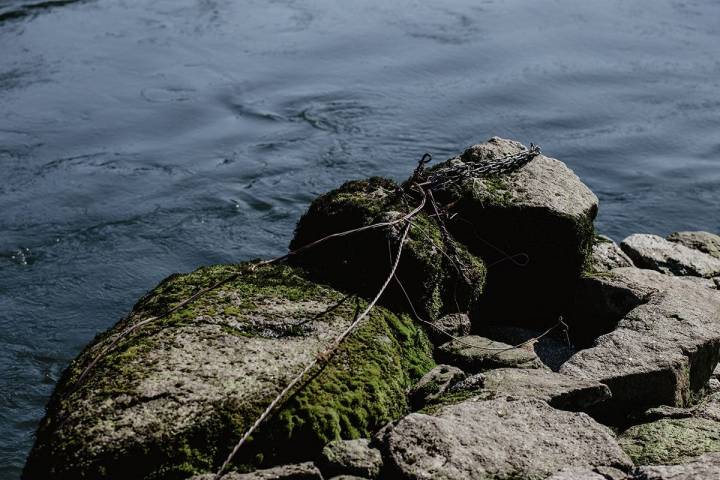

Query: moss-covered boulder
[[619, 417, 720, 465], [421, 137, 598, 328], [619, 391, 720, 465], [23, 264, 434, 480], [289, 177, 486, 322]]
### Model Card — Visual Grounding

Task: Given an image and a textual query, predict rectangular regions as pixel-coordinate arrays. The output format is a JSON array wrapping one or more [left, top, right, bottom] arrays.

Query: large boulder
[[667, 231, 720, 259], [619, 418, 720, 466], [476, 325, 576, 371], [435, 335, 543, 372], [590, 235, 635, 272], [422, 137, 598, 327], [192, 462, 323, 480], [620, 234, 720, 278], [376, 397, 633, 480], [289, 177, 486, 323], [618, 392, 720, 465], [634, 453, 720, 479], [23, 264, 434, 479], [560, 268, 720, 424], [318, 438, 383, 479], [407, 364, 466, 410], [447, 368, 611, 412]]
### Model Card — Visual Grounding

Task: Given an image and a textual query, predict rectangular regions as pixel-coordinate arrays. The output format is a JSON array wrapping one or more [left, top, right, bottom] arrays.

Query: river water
[[1, 0, 719, 476]]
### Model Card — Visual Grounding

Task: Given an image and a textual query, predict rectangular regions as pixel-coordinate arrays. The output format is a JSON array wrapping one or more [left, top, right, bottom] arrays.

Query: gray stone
[[546, 466, 629, 480], [436, 335, 543, 373], [478, 325, 576, 371], [377, 397, 633, 480], [622, 391, 720, 466], [426, 137, 598, 328], [450, 368, 611, 412], [560, 268, 720, 423], [591, 235, 635, 272], [288, 177, 486, 322], [635, 453, 720, 479], [619, 416, 720, 466], [426, 313, 471, 345], [667, 231, 720, 259], [328, 476, 369, 480], [620, 233, 720, 278], [408, 364, 466, 410], [23, 264, 434, 478], [319, 439, 382, 479], [193, 462, 323, 480]]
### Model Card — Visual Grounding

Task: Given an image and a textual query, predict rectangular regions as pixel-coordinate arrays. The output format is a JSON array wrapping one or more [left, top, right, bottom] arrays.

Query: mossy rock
[[23, 264, 434, 480], [289, 177, 486, 322], [419, 137, 598, 328], [619, 417, 720, 465]]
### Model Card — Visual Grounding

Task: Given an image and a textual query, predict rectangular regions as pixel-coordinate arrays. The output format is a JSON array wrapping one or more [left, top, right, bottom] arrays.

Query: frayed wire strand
[[214, 218, 414, 479]]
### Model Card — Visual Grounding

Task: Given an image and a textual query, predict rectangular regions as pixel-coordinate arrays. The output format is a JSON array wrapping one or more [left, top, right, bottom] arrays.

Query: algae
[[23, 263, 434, 480]]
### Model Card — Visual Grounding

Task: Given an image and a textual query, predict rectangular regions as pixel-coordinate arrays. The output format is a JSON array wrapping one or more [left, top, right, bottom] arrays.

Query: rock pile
[[23, 138, 720, 479]]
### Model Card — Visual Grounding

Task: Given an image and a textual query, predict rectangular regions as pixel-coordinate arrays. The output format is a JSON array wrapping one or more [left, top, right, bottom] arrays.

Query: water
[[1, 0, 719, 476]]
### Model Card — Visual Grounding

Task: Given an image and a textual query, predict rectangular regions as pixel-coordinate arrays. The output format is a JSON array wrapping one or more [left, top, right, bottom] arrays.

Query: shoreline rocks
[[24, 264, 434, 479], [23, 137, 720, 480]]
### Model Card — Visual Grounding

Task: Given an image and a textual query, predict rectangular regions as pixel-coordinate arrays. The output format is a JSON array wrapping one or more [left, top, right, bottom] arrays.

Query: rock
[[667, 231, 720, 259], [328, 476, 369, 480], [408, 364, 465, 410], [448, 368, 611, 412], [424, 137, 598, 327], [560, 267, 720, 424], [477, 325, 576, 371], [435, 335, 543, 373], [634, 453, 720, 479], [377, 397, 633, 479], [425, 313, 471, 345], [546, 466, 629, 480], [289, 177, 486, 322], [619, 417, 720, 465], [319, 438, 382, 479], [590, 235, 635, 272], [620, 234, 720, 278], [23, 264, 434, 479], [192, 462, 323, 479]]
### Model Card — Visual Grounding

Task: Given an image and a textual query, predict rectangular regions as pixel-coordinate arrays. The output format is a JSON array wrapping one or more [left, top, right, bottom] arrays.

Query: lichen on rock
[[288, 177, 486, 323], [421, 137, 598, 328], [23, 263, 434, 479]]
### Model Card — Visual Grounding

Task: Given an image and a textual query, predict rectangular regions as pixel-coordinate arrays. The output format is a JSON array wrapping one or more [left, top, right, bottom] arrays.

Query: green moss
[[289, 176, 486, 322], [619, 418, 720, 465], [254, 307, 435, 464], [25, 263, 435, 480]]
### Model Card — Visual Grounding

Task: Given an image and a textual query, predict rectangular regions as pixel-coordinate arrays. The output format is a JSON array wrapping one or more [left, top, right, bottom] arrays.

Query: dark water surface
[[1, 0, 719, 476]]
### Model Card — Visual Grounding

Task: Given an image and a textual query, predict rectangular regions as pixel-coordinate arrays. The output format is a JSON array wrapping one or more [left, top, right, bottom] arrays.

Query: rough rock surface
[[447, 368, 611, 412], [591, 235, 635, 272], [425, 313, 471, 345], [408, 364, 465, 410], [289, 177, 486, 321], [634, 453, 720, 479], [561, 267, 720, 423], [425, 137, 598, 327], [23, 264, 434, 479], [319, 438, 382, 479], [619, 417, 720, 465], [477, 325, 576, 371], [619, 392, 720, 465], [667, 231, 720, 259], [620, 234, 720, 278], [436, 335, 543, 373], [377, 397, 633, 480], [192, 462, 323, 479], [546, 466, 629, 480]]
